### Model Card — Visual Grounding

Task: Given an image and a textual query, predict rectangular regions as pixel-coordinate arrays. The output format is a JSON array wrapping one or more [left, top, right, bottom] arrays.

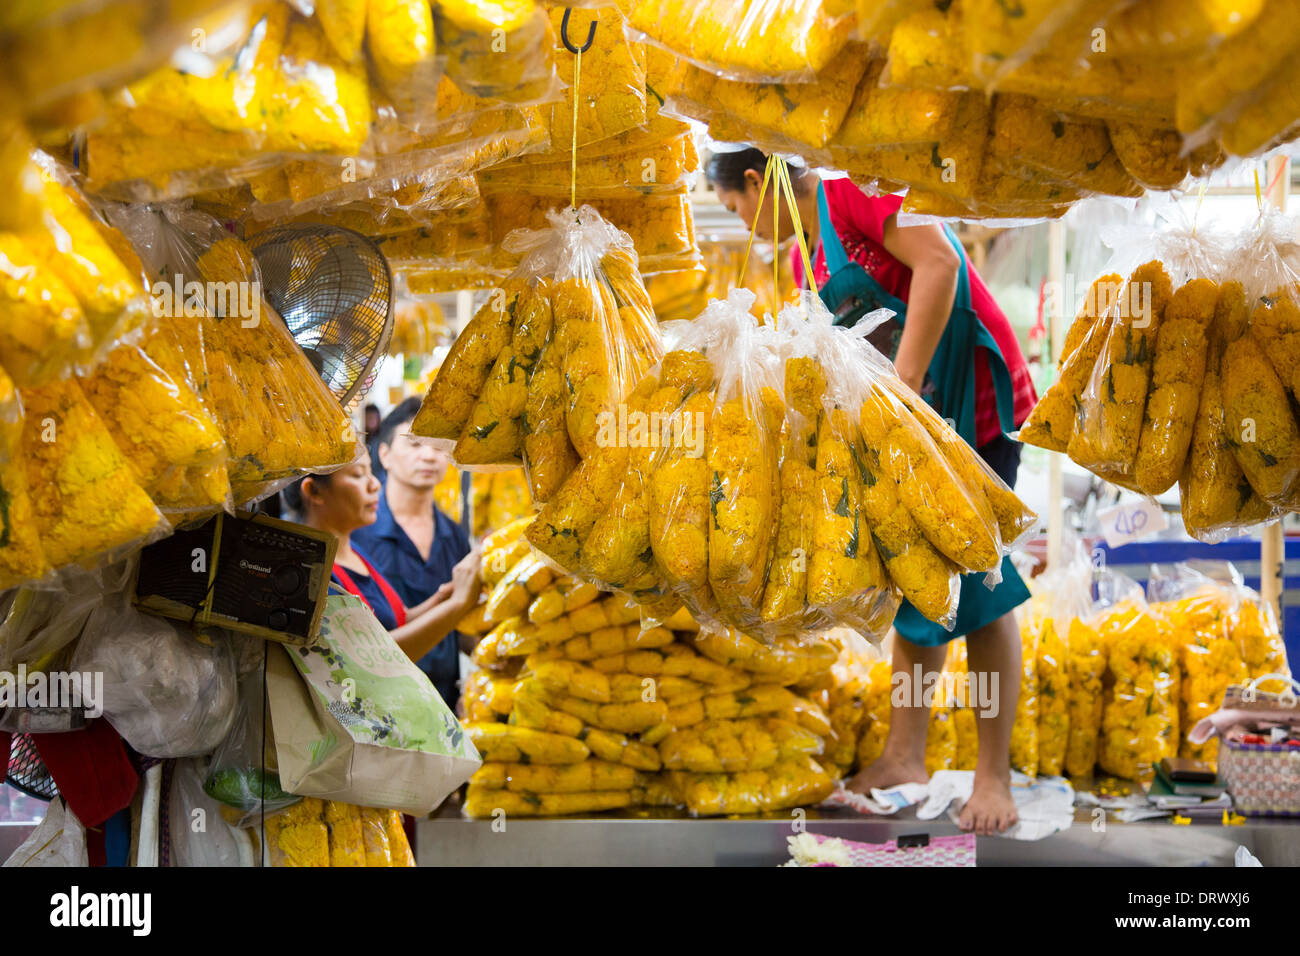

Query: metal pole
[[1261, 155, 1290, 621]]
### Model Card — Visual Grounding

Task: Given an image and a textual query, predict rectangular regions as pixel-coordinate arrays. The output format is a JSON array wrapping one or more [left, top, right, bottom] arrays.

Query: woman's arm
[[388, 549, 483, 663], [881, 217, 961, 395]]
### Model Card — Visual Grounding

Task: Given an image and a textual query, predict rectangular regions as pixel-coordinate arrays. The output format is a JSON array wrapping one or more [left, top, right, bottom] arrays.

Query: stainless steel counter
[[417, 801, 1300, 867]]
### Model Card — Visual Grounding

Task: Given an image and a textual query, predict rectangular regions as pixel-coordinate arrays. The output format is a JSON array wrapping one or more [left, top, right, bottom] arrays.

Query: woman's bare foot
[[846, 753, 930, 796], [958, 772, 1018, 836]]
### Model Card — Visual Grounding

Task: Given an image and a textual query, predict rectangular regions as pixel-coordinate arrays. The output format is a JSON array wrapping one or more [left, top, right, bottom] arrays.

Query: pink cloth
[[794, 179, 1037, 447]]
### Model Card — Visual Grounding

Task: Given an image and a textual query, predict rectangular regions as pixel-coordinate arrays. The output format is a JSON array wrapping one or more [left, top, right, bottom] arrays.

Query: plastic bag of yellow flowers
[[413, 204, 664, 512], [1094, 571, 1180, 780], [526, 286, 1034, 643], [661, 46, 869, 153], [0, 0, 241, 119], [83, 3, 373, 203], [106, 203, 358, 505], [625, 0, 854, 83], [434, 0, 558, 105]]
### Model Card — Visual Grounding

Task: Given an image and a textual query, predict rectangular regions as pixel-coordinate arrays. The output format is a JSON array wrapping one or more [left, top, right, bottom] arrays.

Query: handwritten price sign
[[1096, 498, 1169, 548]]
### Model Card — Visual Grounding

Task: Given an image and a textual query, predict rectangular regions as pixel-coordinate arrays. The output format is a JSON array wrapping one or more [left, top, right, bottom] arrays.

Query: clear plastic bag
[[625, 0, 854, 84], [414, 206, 663, 515], [663, 46, 869, 151], [1, 0, 245, 117], [69, 604, 237, 758], [83, 5, 373, 202], [1095, 571, 1180, 780], [1, 797, 87, 867], [0, 231, 92, 388], [204, 647, 301, 827], [547, 4, 644, 149], [0, 367, 51, 589], [169, 757, 246, 867], [17, 378, 166, 573], [434, 0, 558, 105], [477, 133, 698, 200], [105, 203, 358, 503]]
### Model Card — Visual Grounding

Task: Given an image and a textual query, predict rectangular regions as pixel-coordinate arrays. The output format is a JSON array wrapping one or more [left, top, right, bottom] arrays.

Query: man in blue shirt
[[353, 398, 475, 708]]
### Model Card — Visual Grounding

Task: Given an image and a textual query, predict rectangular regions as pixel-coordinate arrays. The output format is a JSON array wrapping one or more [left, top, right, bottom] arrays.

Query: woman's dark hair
[[283, 472, 333, 518], [705, 147, 813, 193]]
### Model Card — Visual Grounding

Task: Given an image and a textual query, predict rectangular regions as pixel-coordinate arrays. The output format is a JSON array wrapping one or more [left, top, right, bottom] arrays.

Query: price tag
[[1096, 498, 1169, 548]]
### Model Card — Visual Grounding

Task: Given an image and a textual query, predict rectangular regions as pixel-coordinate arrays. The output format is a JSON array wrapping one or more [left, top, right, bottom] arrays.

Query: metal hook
[[559, 7, 596, 54]]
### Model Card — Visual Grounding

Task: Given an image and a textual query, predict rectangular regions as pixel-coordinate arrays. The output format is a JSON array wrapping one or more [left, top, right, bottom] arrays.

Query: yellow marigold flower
[[856, 422, 958, 625], [315, 0, 366, 62], [464, 786, 633, 817], [1060, 274, 1124, 370], [1010, 611, 1041, 778], [672, 756, 834, 816], [808, 407, 883, 606], [1036, 619, 1069, 776], [0, 233, 88, 387], [455, 282, 544, 466], [892, 383, 1036, 548], [523, 336, 581, 504], [1070, 261, 1173, 474], [1161, 587, 1244, 768], [527, 446, 630, 573], [20, 379, 161, 569], [19, 167, 144, 347], [436, 0, 555, 104], [584, 353, 709, 598], [1217, 60, 1300, 156], [265, 801, 329, 867], [627, 0, 851, 81], [0, 366, 49, 588], [466, 721, 591, 764], [486, 468, 533, 531], [835, 59, 964, 148], [1180, 302, 1274, 539], [1107, 123, 1189, 190], [1133, 278, 1217, 495], [1097, 603, 1180, 780], [990, 95, 1141, 197], [322, 801, 365, 867], [1065, 618, 1107, 778], [80, 329, 227, 504], [861, 384, 1000, 574], [649, 386, 716, 591], [659, 717, 821, 773], [548, 5, 644, 149], [1235, 598, 1289, 687], [706, 393, 778, 620], [1248, 288, 1300, 403], [414, 283, 523, 440], [1221, 331, 1300, 503], [366, 0, 436, 113], [1174, 0, 1299, 135]]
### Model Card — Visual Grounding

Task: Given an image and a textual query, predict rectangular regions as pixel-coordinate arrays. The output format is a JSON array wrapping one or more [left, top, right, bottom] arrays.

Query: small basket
[[1218, 674, 1300, 818]]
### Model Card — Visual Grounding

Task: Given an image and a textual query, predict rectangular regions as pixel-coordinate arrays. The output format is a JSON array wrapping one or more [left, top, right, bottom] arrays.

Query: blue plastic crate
[[1095, 536, 1300, 667]]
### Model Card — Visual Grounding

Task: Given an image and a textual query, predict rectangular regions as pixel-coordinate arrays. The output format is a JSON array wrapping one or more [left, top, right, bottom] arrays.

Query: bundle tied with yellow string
[[1020, 200, 1300, 540], [523, 157, 1034, 641], [410, 203, 664, 509]]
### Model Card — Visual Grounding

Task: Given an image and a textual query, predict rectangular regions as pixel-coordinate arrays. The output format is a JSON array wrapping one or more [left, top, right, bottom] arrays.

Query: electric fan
[[248, 225, 394, 411], [6, 734, 58, 801]]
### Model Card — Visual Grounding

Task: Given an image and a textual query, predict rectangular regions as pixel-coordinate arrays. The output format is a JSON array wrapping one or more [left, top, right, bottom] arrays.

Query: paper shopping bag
[[267, 595, 480, 815]]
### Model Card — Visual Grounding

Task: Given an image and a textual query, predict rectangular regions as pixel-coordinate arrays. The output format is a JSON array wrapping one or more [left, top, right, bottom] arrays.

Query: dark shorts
[[891, 433, 1031, 647]]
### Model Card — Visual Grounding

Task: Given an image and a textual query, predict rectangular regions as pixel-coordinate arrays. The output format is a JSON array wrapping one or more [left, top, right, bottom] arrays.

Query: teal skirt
[[893, 554, 1030, 647]]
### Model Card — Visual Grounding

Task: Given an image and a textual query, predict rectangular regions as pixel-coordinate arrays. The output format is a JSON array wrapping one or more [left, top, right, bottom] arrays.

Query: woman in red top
[[709, 149, 1037, 835], [283, 458, 482, 672]]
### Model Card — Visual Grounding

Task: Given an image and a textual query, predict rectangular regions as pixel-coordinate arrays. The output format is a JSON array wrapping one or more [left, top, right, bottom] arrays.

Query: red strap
[[333, 555, 407, 627]]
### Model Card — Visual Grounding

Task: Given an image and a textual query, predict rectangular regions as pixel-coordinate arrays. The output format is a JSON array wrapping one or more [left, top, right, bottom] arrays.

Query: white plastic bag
[[168, 758, 246, 867], [70, 604, 237, 758], [2, 798, 88, 867]]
